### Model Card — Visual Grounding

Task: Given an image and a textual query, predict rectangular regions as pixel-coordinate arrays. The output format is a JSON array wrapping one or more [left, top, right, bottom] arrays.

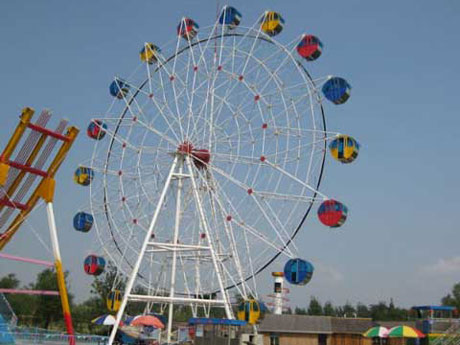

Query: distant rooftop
[[258, 314, 373, 334], [411, 306, 457, 311], [188, 318, 247, 326]]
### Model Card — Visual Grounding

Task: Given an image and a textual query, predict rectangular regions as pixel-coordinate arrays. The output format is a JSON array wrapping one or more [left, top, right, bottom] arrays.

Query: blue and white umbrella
[[92, 314, 118, 325]]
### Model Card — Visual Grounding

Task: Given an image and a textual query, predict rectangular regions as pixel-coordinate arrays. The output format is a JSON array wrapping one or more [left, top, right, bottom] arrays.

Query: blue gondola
[[73, 212, 94, 232], [219, 6, 242, 29], [322, 77, 351, 105], [87, 120, 107, 140], [109, 79, 130, 99], [74, 167, 94, 186], [284, 258, 314, 285]]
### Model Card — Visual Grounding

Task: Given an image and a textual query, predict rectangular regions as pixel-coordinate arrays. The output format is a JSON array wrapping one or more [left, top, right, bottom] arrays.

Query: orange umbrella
[[131, 315, 165, 329]]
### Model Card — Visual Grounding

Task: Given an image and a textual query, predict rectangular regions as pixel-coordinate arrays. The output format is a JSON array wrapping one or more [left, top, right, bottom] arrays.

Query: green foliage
[[307, 296, 323, 315], [293, 297, 408, 320], [356, 303, 370, 318], [32, 268, 74, 329], [441, 282, 460, 310], [323, 301, 335, 316], [90, 262, 126, 308], [0, 273, 36, 322], [0, 270, 75, 328], [6, 272, 460, 335], [295, 306, 307, 315]]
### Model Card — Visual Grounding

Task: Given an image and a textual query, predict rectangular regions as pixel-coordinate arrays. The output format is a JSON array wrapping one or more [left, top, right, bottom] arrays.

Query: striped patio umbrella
[[388, 326, 425, 338], [92, 314, 117, 326], [363, 326, 389, 338]]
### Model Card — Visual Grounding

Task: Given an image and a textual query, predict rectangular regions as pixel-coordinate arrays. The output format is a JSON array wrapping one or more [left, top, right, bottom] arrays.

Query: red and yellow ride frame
[[0, 107, 79, 344]]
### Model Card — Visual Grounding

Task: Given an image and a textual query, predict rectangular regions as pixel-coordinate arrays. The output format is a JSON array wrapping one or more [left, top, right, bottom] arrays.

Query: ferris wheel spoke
[[204, 163, 299, 254], [254, 191, 317, 203], [134, 118, 178, 147], [256, 37, 303, 97], [115, 88, 180, 147], [154, 65, 189, 138], [146, 96, 182, 143], [203, 168, 294, 270], [162, 39, 188, 141], [263, 158, 327, 199], [195, 169, 250, 298]]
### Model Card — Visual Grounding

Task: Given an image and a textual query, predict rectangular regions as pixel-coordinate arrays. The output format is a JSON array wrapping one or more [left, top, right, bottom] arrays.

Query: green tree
[[295, 307, 307, 315], [370, 302, 390, 321], [442, 283, 460, 310], [307, 297, 323, 316], [32, 268, 74, 329], [356, 303, 370, 318], [91, 262, 126, 307], [0, 273, 36, 324], [341, 302, 356, 317], [0, 273, 19, 289], [323, 301, 336, 316]]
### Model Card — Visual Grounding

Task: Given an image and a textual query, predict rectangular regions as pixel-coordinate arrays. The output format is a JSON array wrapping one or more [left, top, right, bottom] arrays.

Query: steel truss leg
[[108, 156, 178, 345], [167, 158, 184, 343], [45, 202, 75, 345], [185, 156, 234, 319]]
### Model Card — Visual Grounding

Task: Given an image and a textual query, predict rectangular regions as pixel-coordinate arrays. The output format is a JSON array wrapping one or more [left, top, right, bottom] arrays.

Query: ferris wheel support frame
[[108, 154, 234, 345], [0, 108, 79, 345]]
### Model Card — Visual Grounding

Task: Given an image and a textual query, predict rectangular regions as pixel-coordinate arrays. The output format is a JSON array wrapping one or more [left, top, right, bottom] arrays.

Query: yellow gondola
[[237, 299, 260, 325], [260, 11, 285, 37], [107, 290, 122, 312], [73, 166, 94, 186], [140, 43, 161, 64], [329, 135, 360, 163]]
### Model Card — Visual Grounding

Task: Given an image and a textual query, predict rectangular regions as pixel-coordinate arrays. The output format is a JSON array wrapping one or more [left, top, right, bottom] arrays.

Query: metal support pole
[[45, 202, 75, 345], [185, 156, 234, 319], [108, 156, 179, 345], [167, 158, 184, 343]]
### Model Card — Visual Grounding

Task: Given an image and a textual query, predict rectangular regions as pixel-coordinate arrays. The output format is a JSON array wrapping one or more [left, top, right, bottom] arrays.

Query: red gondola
[[83, 255, 106, 276], [87, 120, 107, 140], [297, 35, 323, 61], [317, 199, 348, 228], [177, 18, 199, 40]]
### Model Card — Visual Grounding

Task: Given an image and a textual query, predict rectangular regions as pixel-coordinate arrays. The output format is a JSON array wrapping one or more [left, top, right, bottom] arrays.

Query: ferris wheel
[[73, 6, 359, 343]]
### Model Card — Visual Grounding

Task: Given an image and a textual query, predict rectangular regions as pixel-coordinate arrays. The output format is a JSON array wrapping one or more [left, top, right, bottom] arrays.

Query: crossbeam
[[27, 123, 70, 142], [0, 288, 59, 296], [0, 253, 54, 267], [7, 160, 48, 177], [128, 294, 226, 305], [0, 198, 28, 210]]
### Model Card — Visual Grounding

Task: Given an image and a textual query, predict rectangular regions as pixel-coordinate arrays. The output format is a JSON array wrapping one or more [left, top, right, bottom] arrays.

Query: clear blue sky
[[0, 0, 459, 309]]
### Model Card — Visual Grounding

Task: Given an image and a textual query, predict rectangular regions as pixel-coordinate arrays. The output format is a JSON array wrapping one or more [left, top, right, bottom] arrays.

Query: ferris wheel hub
[[177, 141, 211, 168], [177, 141, 193, 154]]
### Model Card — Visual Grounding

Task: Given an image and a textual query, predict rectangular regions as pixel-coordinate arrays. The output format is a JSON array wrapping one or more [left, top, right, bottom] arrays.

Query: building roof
[[332, 317, 374, 334], [188, 318, 247, 326], [374, 321, 417, 329], [411, 306, 456, 311], [258, 315, 373, 334], [259, 315, 333, 334]]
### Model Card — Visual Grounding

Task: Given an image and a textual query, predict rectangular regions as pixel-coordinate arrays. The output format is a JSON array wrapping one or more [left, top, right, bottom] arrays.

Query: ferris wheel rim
[[90, 25, 328, 292]]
